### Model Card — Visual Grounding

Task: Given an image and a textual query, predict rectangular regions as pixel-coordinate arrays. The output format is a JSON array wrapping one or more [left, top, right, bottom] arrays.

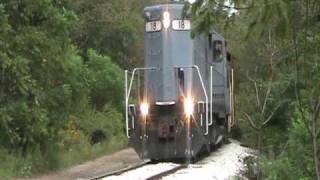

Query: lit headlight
[[140, 102, 149, 116], [184, 96, 194, 116], [162, 11, 170, 29]]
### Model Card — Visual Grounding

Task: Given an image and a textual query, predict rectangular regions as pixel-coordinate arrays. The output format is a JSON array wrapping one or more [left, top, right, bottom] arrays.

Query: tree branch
[[261, 29, 275, 121], [261, 79, 272, 121], [279, 139, 289, 155], [263, 102, 281, 126], [314, 100, 320, 137], [222, 4, 254, 10], [292, 16, 312, 136], [0, 64, 4, 102], [242, 111, 260, 131], [246, 70, 260, 108]]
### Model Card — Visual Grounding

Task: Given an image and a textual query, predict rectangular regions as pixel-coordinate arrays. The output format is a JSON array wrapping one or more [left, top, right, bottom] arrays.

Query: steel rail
[[88, 160, 151, 180], [146, 164, 187, 180], [88, 162, 186, 180]]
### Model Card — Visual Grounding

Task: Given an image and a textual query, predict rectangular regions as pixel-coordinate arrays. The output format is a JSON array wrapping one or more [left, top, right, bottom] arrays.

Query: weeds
[[0, 135, 127, 179]]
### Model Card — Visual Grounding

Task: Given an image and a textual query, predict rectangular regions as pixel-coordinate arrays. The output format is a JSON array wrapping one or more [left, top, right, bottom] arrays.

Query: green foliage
[[0, 135, 127, 178], [245, 0, 289, 38], [261, 155, 303, 180], [64, 0, 144, 68], [86, 49, 124, 111], [261, 106, 320, 179], [78, 104, 124, 143], [0, 0, 127, 178], [190, 0, 320, 179], [0, 0, 80, 155], [185, 0, 230, 36]]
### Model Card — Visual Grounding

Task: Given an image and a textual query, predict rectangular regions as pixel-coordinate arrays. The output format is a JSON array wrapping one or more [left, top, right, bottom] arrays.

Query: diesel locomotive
[[125, 1, 235, 161]]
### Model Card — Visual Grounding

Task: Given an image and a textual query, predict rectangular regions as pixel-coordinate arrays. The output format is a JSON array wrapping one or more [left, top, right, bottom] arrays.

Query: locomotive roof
[[144, 3, 184, 12]]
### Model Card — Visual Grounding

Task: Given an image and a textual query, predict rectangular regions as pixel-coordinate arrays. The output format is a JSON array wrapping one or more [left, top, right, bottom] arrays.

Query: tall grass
[[0, 135, 128, 179]]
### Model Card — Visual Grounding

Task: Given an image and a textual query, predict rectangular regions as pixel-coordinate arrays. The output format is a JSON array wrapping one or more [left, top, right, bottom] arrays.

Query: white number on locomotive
[[145, 21, 162, 32], [172, 20, 191, 30]]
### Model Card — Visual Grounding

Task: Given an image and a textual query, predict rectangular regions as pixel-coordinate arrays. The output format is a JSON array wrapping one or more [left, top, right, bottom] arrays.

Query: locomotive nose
[[153, 105, 178, 140], [158, 120, 170, 138]]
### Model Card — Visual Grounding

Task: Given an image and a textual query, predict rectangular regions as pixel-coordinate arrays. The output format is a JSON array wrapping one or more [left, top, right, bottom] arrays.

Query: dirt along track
[[24, 148, 143, 180]]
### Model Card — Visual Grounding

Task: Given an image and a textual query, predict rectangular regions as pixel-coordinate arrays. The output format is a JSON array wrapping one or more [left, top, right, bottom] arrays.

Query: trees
[[86, 49, 124, 112], [0, 0, 126, 176], [1, 0, 316, 178], [0, 0, 80, 155], [291, 1, 320, 177], [242, 0, 320, 178], [189, 0, 320, 179], [62, 0, 144, 69]]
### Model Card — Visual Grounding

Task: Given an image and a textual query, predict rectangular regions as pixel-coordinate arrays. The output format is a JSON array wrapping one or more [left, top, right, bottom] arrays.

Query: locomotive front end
[[125, 2, 224, 161]]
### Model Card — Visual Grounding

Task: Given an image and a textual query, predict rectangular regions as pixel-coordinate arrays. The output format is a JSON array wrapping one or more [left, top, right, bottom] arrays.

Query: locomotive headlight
[[162, 11, 171, 29], [184, 96, 194, 116], [140, 102, 149, 116]]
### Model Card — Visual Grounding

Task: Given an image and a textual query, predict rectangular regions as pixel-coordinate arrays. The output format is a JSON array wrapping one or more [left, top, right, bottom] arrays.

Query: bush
[[260, 107, 320, 179], [0, 2, 126, 177], [86, 49, 124, 111], [77, 105, 124, 145]]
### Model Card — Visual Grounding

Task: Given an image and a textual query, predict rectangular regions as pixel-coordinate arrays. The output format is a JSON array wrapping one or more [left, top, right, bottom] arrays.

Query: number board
[[172, 20, 191, 31], [145, 21, 162, 32]]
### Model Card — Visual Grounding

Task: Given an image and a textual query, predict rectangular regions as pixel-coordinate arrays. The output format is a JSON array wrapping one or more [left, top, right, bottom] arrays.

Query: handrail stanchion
[[125, 67, 158, 138], [125, 70, 129, 138], [192, 65, 209, 135], [174, 65, 209, 135], [210, 66, 213, 125]]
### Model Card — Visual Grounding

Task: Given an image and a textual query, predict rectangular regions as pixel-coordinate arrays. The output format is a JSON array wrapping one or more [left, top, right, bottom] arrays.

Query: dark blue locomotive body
[[125, 2, 235, 160]]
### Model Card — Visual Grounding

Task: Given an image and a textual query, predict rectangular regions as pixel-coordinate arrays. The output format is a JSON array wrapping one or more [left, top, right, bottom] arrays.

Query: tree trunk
[[312, 135, 320, 180], [0, 65, 4, 101], [312, 115, 320, 180], [257, 129, 262, 180]]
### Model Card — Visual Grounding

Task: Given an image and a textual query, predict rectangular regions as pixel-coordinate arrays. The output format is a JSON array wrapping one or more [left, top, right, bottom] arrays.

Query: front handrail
[[210, 65, 228, 126], [210, 66, 213, 126], [125, 67, 158, 138], [229, 68, 235, 132], [174, 65, 209, 135]]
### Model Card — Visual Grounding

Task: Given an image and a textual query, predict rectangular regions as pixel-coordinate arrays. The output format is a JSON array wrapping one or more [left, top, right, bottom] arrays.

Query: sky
[[187, 0, 238, 15]]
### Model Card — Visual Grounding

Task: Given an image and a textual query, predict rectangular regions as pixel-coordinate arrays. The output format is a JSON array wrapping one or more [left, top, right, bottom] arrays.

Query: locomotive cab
[[124, 2, 235, 161]]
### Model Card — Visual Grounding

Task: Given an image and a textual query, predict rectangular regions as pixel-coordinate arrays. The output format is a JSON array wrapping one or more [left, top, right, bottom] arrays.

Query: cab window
[[213, 41, 223, 62]]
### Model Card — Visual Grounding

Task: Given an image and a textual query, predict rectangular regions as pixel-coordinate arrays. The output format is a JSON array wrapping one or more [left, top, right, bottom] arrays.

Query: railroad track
[[146, 164, 186, 180], [88, 161, 186, 180], [87, 140, 252, 180], [88, 160, 151, 180]]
